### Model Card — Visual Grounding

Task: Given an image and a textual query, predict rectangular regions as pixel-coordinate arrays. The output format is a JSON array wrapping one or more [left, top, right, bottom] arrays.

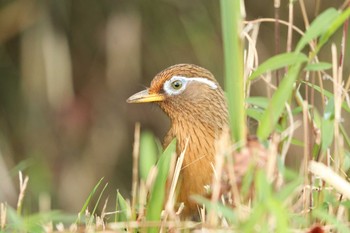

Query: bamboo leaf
[[304, 62, 332, 71], [302, 81, 350, 113], [246, 97, 270, 109], [295, 8, 339, 53], [318, 7, 350, 50], [257, 64, 303, 140], [247, 108, 264, 122], [249, 53, 308, 80]]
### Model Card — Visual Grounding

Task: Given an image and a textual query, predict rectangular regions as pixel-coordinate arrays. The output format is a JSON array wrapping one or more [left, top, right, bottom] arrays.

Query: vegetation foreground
[[1, 1, 350, 233]]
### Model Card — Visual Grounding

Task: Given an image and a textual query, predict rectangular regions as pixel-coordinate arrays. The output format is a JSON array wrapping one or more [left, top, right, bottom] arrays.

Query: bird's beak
[[127, 89, 165, 103]]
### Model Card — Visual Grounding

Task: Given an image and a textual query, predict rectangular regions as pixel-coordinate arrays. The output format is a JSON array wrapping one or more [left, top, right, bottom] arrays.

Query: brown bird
[[127, 64, 229, 217]]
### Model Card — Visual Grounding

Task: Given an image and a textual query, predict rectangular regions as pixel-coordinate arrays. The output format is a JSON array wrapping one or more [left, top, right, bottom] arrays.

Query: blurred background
[[0, 0, 348, 213]]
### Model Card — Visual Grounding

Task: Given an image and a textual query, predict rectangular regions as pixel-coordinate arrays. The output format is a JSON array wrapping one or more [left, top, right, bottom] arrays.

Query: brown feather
[[150, 64, 229, 217]]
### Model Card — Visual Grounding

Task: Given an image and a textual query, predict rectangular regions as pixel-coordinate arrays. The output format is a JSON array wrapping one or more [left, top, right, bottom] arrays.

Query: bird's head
[[127, 64, 228, 125]]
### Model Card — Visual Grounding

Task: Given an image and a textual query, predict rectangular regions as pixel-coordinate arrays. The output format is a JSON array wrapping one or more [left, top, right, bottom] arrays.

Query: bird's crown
[[149, 64, 218, 96], [127, 63, 223, 105]]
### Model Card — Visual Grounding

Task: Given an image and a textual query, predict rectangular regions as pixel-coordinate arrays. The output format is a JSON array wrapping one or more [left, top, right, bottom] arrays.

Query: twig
[[302, 101, 311, 219], [17, 171, 29, 216], [0, 203, 6, 230], [131, 122, 141, 219], [274, 0, 281, 85], [331, 44, 343, 174], [309, 161, 350, 199], [164, 139, 188, 220], [286, 1, 294, 53], [299, 0, 310, 29]]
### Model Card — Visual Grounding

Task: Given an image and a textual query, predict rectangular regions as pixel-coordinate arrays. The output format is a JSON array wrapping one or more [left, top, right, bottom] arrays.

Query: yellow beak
[[127, 89, 165, 103]]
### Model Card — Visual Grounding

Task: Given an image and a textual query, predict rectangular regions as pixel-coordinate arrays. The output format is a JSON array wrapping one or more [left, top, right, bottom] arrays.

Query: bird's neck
[[159, 90, 229, 161], [165, 109, 229, 162]]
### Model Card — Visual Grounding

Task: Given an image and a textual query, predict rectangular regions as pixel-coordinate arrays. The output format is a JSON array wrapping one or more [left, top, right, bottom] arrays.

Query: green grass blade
[[76, 177, 104, 223], [241, 204, 266, 232], [220, 0, 246, 143], [139, 131, 158, 181], [304, 62, 332, 71], [246, 96, 270, 109], [5, 207, 73, 233], [255, 170, 271, 202], [266, 198, 289, 233], [91, 182, 108, 218], [302, 81, 350, 113], [246, 108, 264, 122], [318, 7, 350, 50], [249, 53, 308, 81], [146, 139, 176, 232], [275, 178, 301, 201], [295, 8, 339, 53], [321, 97, 335, 152], [116, 190, 130, 222], [257, 63, 303, 140]]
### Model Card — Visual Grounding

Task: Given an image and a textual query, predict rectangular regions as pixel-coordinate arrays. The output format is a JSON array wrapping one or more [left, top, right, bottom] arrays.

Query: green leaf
[[241, 203, 266, 232], [318, 7, 350, 50], [221, 0, 246, 143], [290, 138, 304, 147], [275, 177, 301, 201], [266, 198, 289, 233], [249, 53, 308, 80], [321, 98, 335, 152], [257, 63, 303, 140], [77, 177, 104, 223], [312, 143, 321, 159], [255, 170, 271, 202], [116, 190, 130, 222], [302, 81, 350, 113], [146, 139, 176, 232], [304, 62, 332, 71], [140, 131, 158, 181], [295, 8, 339, 53], [341, 200, 350, 208], [246, 97, 270, 109], [91, 182, 108, 219], [247, 108, 264, 121]]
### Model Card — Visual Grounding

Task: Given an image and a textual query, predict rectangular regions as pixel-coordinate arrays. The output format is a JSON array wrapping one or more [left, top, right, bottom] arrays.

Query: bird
[[127, 64, 267, 218]]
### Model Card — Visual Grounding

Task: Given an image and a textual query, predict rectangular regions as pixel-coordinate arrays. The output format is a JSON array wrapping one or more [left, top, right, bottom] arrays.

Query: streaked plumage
[[128, 64, 229, 217]]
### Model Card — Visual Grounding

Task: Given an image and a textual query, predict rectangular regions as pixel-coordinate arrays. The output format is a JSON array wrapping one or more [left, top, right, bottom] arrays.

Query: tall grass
[[220, 0, 247, 144], [1, 1, 350, 233]]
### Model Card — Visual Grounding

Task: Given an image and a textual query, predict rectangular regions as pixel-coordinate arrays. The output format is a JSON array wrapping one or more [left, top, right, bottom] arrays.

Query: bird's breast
[[164, 122, 219, 214]]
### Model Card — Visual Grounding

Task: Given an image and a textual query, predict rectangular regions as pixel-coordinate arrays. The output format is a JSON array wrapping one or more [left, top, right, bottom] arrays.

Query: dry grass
[[1, 1, 350, 233]]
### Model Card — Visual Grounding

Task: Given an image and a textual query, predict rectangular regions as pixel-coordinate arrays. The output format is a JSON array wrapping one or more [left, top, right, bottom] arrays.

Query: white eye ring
[[164, 77, 187, 95], [163, 75, 217, 96]]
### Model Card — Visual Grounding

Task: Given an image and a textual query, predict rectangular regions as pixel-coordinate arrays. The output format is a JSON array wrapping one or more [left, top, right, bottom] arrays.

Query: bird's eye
[[171, 80, 183, 90]]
